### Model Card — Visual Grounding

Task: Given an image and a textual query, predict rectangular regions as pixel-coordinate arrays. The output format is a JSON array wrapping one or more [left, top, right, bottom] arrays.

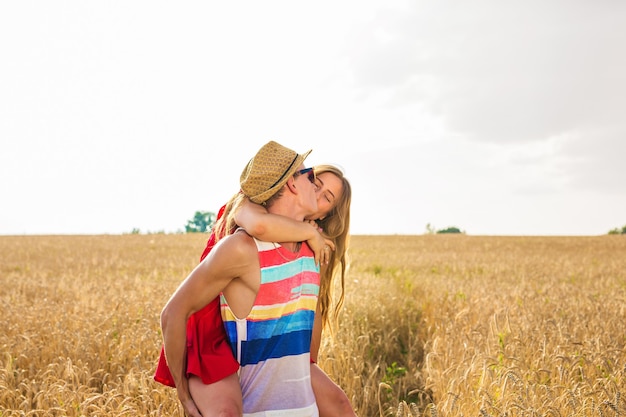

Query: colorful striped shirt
[[220, 238, 320, 417]]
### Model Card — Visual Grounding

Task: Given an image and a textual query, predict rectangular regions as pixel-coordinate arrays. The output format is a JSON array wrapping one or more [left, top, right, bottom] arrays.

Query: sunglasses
[[295, 167, 316, 184]]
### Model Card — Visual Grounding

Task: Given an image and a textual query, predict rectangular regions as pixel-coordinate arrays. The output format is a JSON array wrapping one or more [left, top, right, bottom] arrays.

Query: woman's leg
[[189, 373, 242, 417], [311, 363, 357, 417]]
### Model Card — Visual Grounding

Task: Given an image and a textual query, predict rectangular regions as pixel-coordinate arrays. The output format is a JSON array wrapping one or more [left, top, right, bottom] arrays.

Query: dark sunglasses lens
[[307, 171, 315, 183]]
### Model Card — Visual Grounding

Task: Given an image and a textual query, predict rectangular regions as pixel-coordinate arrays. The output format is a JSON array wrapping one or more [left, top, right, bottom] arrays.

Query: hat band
[[267, 154, 299, 190]]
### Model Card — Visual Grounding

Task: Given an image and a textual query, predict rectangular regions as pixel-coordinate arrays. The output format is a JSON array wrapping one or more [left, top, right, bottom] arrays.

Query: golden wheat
[[1, 234, 624, 416]]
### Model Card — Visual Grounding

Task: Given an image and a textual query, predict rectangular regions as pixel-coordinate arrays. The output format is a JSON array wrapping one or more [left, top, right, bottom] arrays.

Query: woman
[[155, 164, 355, 417]]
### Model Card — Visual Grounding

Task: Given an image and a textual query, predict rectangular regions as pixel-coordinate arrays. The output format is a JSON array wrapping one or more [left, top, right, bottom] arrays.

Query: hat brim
[[249, 149, 312, 204]]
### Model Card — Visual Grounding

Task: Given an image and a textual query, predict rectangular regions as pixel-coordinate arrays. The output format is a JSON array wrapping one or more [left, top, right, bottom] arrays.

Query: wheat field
[[1, 234, 624, 416]]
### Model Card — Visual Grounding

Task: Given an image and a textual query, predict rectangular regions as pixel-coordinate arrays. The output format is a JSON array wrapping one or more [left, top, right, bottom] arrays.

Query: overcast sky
[[2, 1, 625, 236]]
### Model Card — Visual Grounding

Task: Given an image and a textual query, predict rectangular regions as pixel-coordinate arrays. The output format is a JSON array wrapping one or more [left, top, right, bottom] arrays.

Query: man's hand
[[180, 396, 203, 417], [176, 378, 203, 417]]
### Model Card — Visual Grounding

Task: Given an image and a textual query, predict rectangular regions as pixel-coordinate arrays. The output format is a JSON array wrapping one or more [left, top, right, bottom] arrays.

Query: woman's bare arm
[[310, 304, 323, 363], [234, 198, 334, 265]]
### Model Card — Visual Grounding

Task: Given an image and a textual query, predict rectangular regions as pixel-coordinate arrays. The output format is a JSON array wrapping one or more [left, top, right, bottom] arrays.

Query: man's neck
[[267, 200, 306, 251], [279, 241, 301, 253], [267, 199, 306, 224]]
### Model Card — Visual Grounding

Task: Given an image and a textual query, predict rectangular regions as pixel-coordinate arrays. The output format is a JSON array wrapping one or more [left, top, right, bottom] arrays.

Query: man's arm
[[160, 233, 255, 414]]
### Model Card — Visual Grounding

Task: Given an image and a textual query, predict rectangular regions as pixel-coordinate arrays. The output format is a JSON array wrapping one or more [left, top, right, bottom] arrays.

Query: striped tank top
[[220, 238, 320, 417]]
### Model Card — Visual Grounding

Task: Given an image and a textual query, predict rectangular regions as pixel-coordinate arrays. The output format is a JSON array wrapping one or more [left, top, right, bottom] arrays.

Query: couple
[[157, 141, 356, 416]]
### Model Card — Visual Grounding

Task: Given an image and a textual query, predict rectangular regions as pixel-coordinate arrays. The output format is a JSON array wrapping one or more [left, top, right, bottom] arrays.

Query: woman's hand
[[305, 221, 335, 266]]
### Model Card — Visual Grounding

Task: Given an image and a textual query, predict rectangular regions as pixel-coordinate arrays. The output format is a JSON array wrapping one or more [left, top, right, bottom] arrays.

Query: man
[[161, 141, 321, 416]]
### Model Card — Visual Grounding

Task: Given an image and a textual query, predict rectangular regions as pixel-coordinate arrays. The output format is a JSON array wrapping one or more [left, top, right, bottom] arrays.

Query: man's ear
[[286, 178, 298, 194]]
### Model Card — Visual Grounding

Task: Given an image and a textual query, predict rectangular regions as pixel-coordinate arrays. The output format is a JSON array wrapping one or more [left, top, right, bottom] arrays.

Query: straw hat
[[240, 141, 313, 204]]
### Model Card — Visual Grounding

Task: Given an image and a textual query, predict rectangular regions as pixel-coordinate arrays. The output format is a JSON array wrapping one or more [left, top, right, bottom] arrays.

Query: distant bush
[[437, 226, 464, 234], [425, 224, 466, 235], [608, 225, 626, 235]]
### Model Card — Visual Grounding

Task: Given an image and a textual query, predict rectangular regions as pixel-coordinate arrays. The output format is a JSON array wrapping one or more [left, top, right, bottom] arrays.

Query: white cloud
[[345, 1, 626, 143]]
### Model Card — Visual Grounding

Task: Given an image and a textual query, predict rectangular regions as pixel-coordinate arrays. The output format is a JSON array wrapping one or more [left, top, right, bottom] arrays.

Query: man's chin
[[304, 215, 320, 222]]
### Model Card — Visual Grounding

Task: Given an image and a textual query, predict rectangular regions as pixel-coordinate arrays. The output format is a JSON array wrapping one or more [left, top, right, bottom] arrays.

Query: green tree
[[437, 226, 464, 234], [608, 225, 626, 235], [185, 211, 216, 233]]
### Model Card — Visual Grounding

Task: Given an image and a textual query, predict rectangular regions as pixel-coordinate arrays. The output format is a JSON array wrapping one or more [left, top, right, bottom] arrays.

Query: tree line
[[131, 214, 625, 236]]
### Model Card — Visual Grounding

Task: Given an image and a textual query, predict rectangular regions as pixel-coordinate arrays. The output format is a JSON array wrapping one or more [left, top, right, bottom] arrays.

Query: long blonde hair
[[314, 164, 352, 332], [212, 192, 246, 242]]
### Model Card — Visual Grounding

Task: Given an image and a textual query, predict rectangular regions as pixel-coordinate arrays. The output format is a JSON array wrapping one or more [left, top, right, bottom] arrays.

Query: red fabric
[[198, 203, 226, 261], [154, 204, 239, 387]]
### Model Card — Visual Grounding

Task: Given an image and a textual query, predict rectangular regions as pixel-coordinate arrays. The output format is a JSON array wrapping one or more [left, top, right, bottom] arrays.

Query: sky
[[1, 1, 625, 236]]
